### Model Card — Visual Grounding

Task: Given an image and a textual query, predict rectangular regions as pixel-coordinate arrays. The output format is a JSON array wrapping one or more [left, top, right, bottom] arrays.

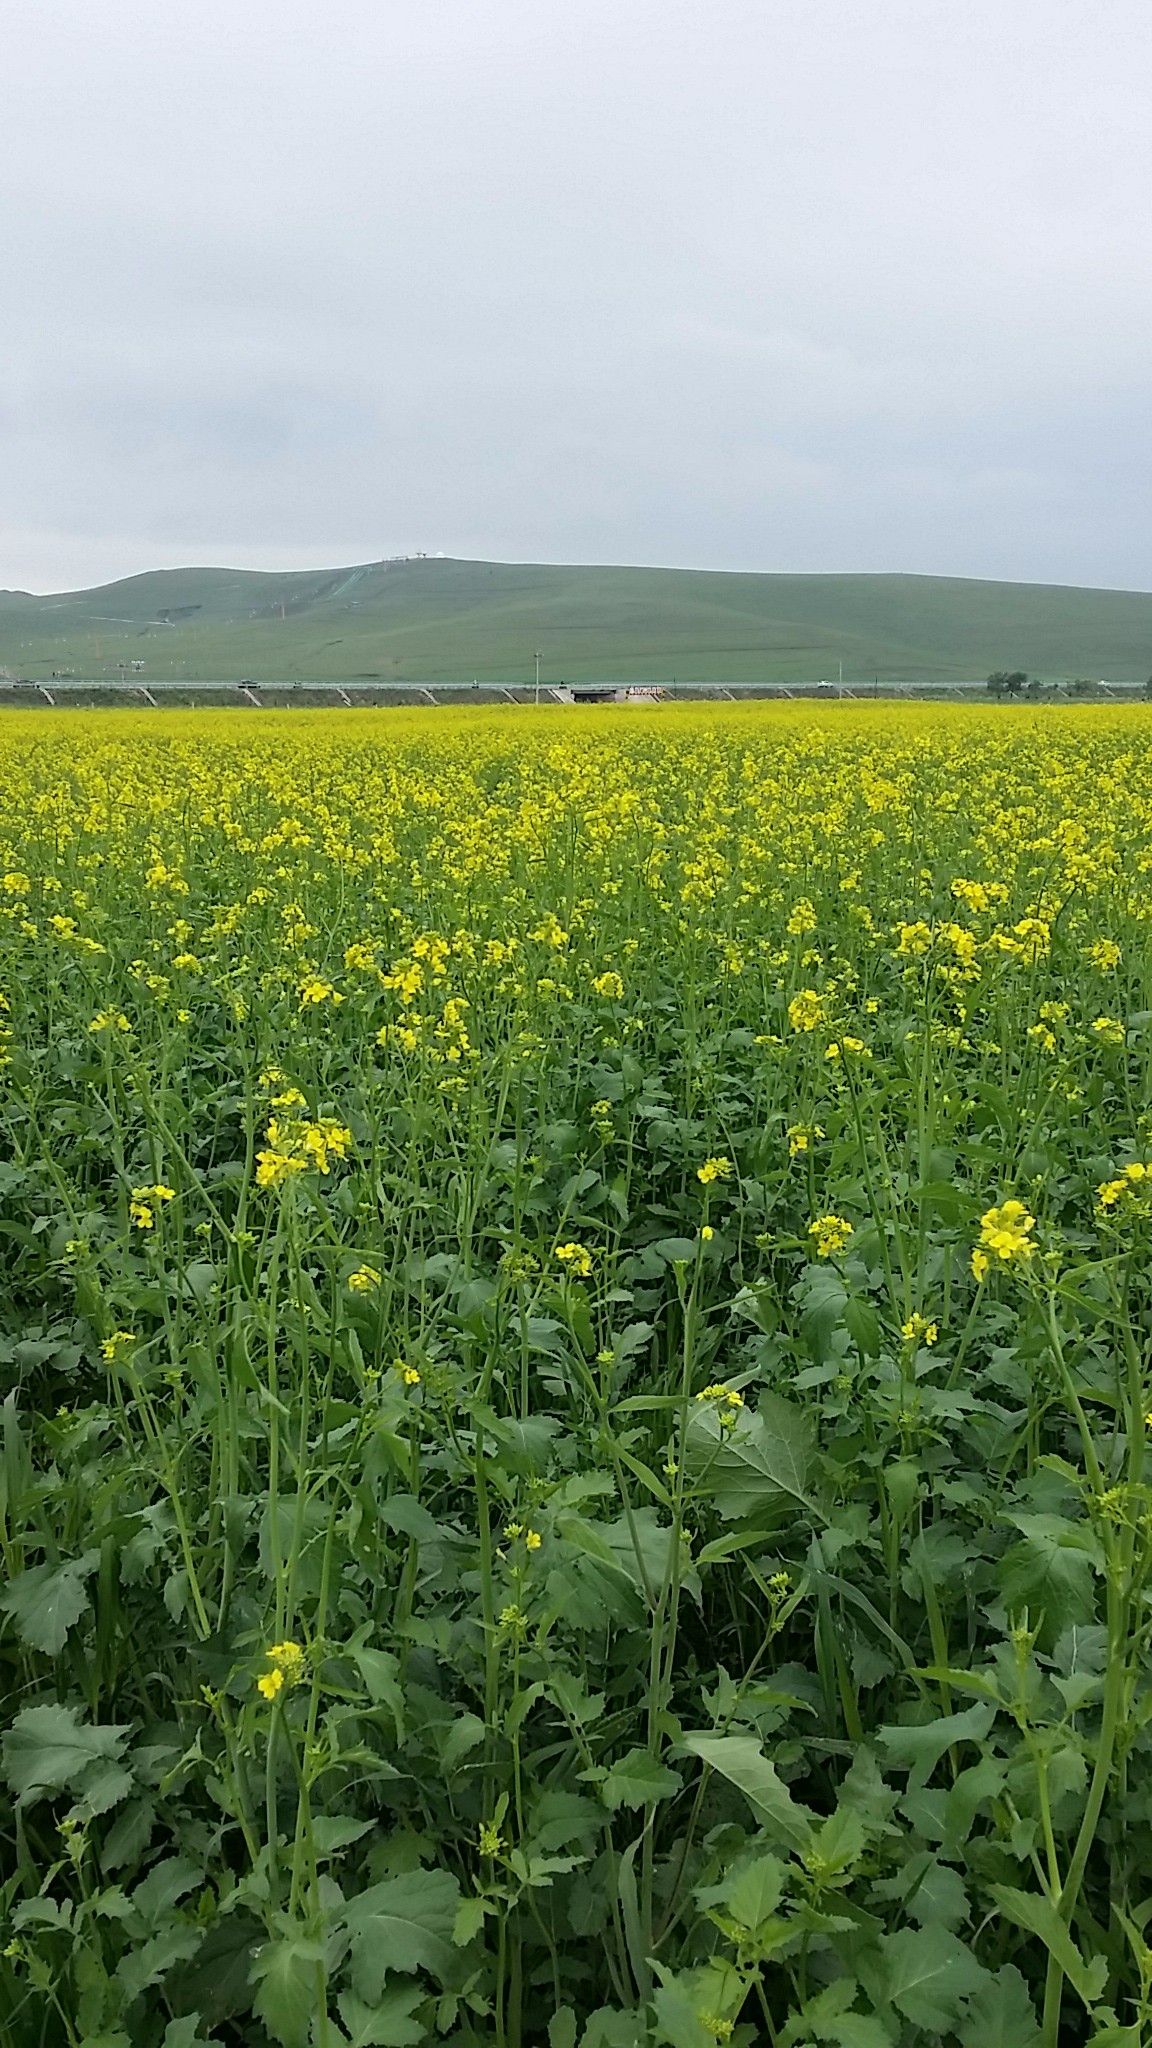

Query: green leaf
[[67, 1760, 135, 1822], [843, 1295, 881, 1358], [599, 1748, 682, 1811], [874, 1850, 969, 1930], [452, 1895, 487, 1946], [651, 1962, 744, 2048], [680, 1733, 814, 1852], [116, 1925, 203, 2005], [686, 1393, 817, 1523], [131, 1856, 204, 1927], [2, 1703, 131, 1805], [440, 1713, 486, 1769], [309, 1816, 375, 1859], [720, 1854, 785, 1930], [348, 1644, 406, 1739], [342, 1869, 461, 1998], [956, 1964, 1042, 2047], [378, 1494, 440, 1542], [336, 1985, 428, 2046], [0, 1551, 99, 1654], [991, 1885, 1108, 2010], [879, 1925, 990, 2031], [582, 2012, 648, 2048], [250, 1937, 325, 2048], [650, 1980, 714, 2048], [877, 1701, 996, 1785], [804, 1805, 868, 1883], [999, 1515, 1102, 1642], [162, 2019, 218, 2048], [779, 1978, 892, 2048], [801, 1268, 849, 1362]]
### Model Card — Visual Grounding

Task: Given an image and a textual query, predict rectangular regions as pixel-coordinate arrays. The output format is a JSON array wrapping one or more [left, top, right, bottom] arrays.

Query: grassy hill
[[2, 557, 1152, 685]]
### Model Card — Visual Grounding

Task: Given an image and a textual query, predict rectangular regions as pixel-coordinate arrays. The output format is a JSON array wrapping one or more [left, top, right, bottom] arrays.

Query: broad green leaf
[[1051, 1622, 1108, 1712], [309, 1816, 374, 1858], [942, 1754, 1007, 1851], [131, 1855, 203, 1927], [650, 1980, 714, 2048], [453, 1896, 487, 1946], [582, 2012, 650, 2048], [843, 1295, 881, 1358], [680, 1733, 814, 1852], [874, 1850, 969, 1930], [116, 1925, 203, 2006], [991, 1885, 1109, 2010], [440, 1712, 486, 1769], [342, 1869, 461, 1997], [598, 1747, 682, 1810], [336, 1985, 428, 2046], [162, 2019, 218, 2048], [956, 1964, 1042, 2047], [0, 1551, 98, 1654], [2, 1703, 131, 1805], [800, 1269, 849, 1363], [879, 1924, 990, 2031], [720, 1853, 785, 1930], [877, 1701, 995, 1785], [652, 1962, 744, 2048], [779, 1977, 892, 2047], [803, 1805, 867, 1883], [378, 1494, 440, 1542], [348, 1644, 406, 1738], [250, 1937, 325, 2048], [999, 1515, 1102, 1642], [686, 1393, 817, 1524], [67, 1760, 135, 1822]]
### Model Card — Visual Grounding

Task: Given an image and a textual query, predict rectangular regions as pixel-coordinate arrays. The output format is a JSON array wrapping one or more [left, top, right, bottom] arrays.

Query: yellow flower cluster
[[257, 1638, 306, 1701], [971, 1198, 1036, 1279], [1097, 1162, 1152, 1219], [900, 1313, 938, 1347], [809, 1214, 853, 1258], [255, 1115, 352, 1188], [347, 1264, 381, 1292], [129, 1183, 176, 1230], [695, 1383, 745, 1429], [788, 989, 827, 1033], [787, 1122, 824, 1157], [554, 1241, 593, 1277]]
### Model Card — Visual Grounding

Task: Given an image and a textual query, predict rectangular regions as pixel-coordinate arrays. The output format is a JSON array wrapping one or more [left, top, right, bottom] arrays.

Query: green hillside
[[2, 557, 1152, 684]]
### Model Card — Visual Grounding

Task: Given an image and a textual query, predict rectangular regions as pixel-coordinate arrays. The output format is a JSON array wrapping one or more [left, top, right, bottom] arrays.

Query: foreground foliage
[[1, 703, 1151, 2048]]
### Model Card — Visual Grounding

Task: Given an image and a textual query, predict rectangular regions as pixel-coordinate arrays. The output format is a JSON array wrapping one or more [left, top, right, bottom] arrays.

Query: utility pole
[[534, 650, 541, 705]]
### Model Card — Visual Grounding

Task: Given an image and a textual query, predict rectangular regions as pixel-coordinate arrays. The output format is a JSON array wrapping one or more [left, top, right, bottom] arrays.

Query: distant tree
[[986, 670, 1028, 696], [1026, 678, 1043, 697], [1069, 678, 1095, 696], [1144, 675, 1152, 698]]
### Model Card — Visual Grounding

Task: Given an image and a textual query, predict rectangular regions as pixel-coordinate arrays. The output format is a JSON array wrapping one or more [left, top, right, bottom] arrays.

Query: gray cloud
[[2, 0, 1150, 590]]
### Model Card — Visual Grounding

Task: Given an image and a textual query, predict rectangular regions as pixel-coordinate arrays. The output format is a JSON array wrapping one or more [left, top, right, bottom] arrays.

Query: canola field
[[2, 702, 1152, 2048]]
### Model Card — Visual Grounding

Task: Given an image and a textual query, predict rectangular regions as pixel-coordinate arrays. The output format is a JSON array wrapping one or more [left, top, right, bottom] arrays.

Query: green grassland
[[3, 557, 1152, 684]]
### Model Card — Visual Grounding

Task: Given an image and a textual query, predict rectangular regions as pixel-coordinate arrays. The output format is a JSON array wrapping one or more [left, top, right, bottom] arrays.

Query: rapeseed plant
[[1, 702, 1152, 2048]]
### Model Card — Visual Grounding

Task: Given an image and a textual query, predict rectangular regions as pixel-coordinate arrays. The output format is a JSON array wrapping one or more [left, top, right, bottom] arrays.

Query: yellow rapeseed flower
[[696, 1156, 733, 1184], [976, 1199, 1036, 1265], [808, 1214, 852, 1258]]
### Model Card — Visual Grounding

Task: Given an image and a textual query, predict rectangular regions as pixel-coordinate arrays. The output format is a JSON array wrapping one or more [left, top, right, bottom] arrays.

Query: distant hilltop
[[1, 556, 1151, 686]]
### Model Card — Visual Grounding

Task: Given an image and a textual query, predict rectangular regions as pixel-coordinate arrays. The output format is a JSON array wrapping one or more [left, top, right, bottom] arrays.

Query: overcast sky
[[3, 0, 1150, 592]]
